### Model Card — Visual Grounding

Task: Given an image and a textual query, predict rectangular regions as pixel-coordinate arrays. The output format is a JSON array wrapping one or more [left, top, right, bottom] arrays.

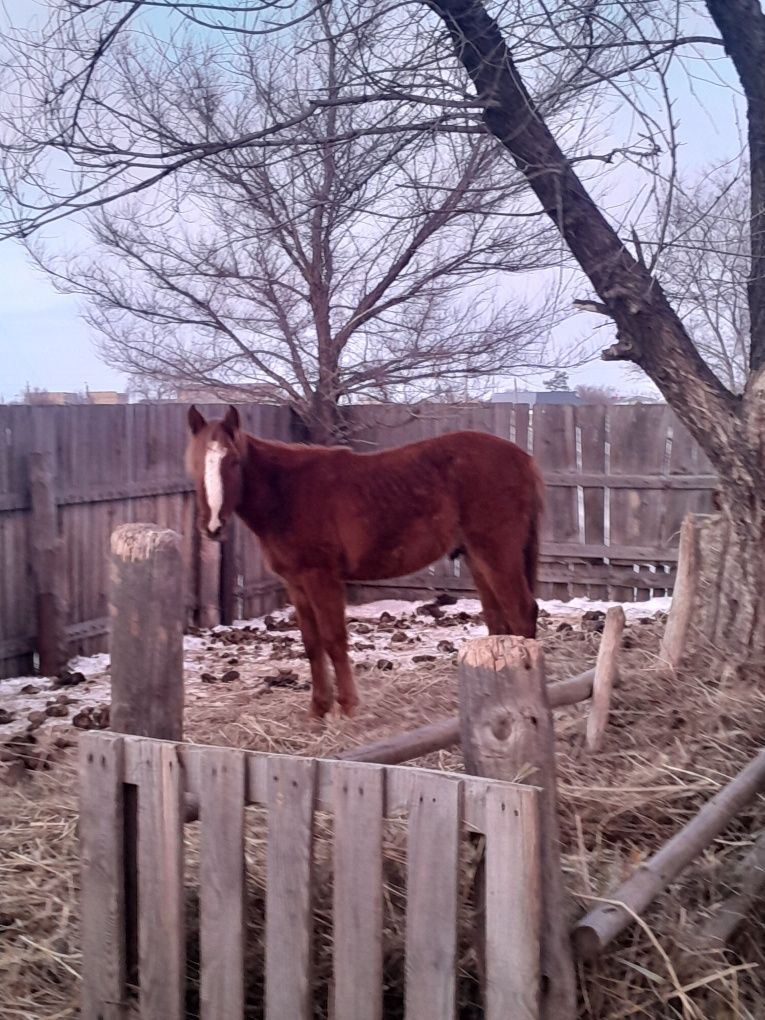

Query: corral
[[3, 592, 765, 1017], [1, 402, 764, 1019]]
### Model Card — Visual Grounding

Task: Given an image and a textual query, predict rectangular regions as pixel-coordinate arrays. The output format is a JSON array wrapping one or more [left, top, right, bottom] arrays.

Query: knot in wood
[[489, 709, 512, 742]]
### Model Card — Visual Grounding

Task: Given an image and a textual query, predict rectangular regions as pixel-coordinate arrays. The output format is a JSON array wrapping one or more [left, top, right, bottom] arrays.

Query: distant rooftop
[[23, 390, 128, 405]]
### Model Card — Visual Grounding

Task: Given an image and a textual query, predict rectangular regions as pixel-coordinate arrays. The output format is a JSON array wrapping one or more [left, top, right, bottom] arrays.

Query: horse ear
[[223, 405, 240, 437], [188, 405, 206, 435]]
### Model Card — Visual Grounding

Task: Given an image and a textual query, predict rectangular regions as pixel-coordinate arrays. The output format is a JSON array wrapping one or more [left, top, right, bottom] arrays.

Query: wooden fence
[[0, 400, 716, 679], [0, 402, 290, 678], [79, 730, 541, 1020]]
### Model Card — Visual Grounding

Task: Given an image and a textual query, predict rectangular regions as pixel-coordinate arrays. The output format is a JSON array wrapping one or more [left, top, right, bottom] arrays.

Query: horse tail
[[523, 462, 545, 595]]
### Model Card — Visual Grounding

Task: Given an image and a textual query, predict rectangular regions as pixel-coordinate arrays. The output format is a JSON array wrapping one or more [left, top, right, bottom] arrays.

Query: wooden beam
[[542, 471, 715, 490], [458, 636, 576, 1020], [337, 667, 596, 767], [573, 748, 765, 958]]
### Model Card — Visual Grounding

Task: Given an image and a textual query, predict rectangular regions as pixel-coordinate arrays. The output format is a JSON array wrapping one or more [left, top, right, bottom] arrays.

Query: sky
[[0, 2, 745, 403]]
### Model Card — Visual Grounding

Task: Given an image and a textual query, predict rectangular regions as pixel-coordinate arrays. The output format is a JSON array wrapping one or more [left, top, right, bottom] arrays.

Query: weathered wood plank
[[135, 738, 185, 1020], [265, 755, 317, 1020], [533, 405, 579, 555], [79, 732, 127, 1020], [332, 762, 384, 1020], [608, 405, 672, 598], [405, 772, 462, 1020], [29, 450, 66, 675], [484, 782, 541, 1020], [199, 747, 246, 1020]]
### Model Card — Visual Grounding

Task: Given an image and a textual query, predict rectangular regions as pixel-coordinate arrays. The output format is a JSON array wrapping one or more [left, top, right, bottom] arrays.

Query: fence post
[[110, 523, 185, 740], [660, 513, 701, 668], [458, 636, 576, 1020], [586, 605, 625, 752], [197, 532, 222, 629], [29, 450, 67, 676], [109, 523, 185, 984]]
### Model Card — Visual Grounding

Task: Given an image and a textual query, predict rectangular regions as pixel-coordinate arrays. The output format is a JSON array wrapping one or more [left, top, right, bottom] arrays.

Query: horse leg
[[287, 583, 334, 718], [465, 544, 538, 638], [298, 571, 359, 717], [466, 556, 508, 635]]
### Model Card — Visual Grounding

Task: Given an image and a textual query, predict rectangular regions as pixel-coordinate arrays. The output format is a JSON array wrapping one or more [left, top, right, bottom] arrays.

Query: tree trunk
[[305, 386, 346, 445], [686, 496, 765, 670]]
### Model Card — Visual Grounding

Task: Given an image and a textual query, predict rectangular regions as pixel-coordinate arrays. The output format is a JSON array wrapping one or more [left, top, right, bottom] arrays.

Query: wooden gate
[[79, 731, 541, 1020]]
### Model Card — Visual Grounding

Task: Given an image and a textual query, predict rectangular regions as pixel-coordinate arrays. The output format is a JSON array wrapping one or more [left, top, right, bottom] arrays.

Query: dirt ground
[[2, 596, 765, 1019]]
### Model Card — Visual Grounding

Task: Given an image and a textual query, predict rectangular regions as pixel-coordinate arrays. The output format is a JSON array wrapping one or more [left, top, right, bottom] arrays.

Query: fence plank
[[199, 747, 246, 1020], [405, 772, 462, 1020], [265, 755, 317, 1020], [332, 762, 385, 1020], [484, 782, 541, 1020], [135, 739, 185, 1020], [79, 733, 127, 1020]]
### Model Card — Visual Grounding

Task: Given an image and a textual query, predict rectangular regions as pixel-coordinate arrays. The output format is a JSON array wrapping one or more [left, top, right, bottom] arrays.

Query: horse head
[[185, 404, 243, 540]]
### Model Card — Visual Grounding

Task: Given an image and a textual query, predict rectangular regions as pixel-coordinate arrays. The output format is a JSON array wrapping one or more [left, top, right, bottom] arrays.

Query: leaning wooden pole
[[108, 523, 185, 983], [459, 636, 576, 1020], [574, 748, 765, 958]]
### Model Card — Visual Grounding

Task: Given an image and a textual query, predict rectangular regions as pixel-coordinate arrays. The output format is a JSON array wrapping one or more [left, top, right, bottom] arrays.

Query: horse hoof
[[309, 700, 333, 720], [339, 699, 359, 719]]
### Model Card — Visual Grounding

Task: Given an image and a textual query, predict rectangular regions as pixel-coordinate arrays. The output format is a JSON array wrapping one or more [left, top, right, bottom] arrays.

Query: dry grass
[[2, 608, 765, 1018]]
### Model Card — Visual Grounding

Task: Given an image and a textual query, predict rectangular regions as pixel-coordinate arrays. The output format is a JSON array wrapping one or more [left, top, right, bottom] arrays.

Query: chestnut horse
[[186, 405, 544, 718]]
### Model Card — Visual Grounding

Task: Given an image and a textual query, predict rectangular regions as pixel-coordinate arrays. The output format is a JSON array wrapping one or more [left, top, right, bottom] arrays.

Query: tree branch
[[423, 0, 740, 474]]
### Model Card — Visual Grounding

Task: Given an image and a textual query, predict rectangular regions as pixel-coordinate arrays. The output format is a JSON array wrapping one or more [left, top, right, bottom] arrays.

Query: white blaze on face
[[204, 441, 227, 531]]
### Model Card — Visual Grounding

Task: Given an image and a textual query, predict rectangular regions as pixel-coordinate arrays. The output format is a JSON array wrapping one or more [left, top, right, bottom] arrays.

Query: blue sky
[[0, 3, 745, 403]]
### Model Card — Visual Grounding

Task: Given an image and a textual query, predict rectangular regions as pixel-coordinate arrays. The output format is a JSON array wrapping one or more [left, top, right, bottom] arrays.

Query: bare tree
[[20, 9, 571, 440]]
